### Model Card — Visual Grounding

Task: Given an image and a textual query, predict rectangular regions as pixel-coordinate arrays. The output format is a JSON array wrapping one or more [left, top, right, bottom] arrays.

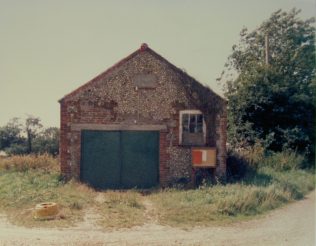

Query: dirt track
[[0, 191, 315, 246]]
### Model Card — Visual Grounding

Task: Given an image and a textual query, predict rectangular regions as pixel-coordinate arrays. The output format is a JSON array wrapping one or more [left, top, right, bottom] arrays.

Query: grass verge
[[0, 169, 95, 227], [149, 167, 315, 227], [0, 155, 146, 228], [0, 154, 314, 229]]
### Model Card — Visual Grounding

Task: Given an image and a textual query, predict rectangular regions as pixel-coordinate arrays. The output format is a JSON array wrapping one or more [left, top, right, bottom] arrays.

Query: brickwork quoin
[[59, 44, 227, 187]]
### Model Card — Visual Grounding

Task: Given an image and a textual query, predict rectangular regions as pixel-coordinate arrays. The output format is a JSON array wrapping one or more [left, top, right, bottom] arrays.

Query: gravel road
[[0, 191, 314, 246]]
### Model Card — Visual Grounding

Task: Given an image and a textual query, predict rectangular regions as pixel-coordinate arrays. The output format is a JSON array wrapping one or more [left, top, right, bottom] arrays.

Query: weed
[[149, 166, 315, 227], [0, 156, 95, 227], [70, 201, 83, 210], [262, 150, 305, 171], [97, 191, 145, 228], [0, 154, 58, 172]]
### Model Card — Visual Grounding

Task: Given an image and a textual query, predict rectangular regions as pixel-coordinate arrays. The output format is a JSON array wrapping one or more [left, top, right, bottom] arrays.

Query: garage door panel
[[81, 131, 120, 189], [121, 131, 159, 188], [81, 130, 159, 189]]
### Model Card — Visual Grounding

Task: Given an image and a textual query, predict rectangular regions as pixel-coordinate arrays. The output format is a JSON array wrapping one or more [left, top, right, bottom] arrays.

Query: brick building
[[59, 44, 227, 189]]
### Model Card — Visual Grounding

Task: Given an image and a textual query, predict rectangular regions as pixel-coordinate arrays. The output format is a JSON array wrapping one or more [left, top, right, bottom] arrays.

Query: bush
[[226, 150, 248, 181], [5, 143, 27, 155], [262, 150, 305, 171], [32, 127, 59, 156], [228, 141, 307, 174]]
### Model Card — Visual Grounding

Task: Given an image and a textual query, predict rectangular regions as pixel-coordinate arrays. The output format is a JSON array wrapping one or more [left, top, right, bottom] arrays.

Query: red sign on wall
[[192, 148, 216, 167]]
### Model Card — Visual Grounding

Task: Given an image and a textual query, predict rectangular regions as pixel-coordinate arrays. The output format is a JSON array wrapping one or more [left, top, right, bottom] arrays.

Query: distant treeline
[[0, 116, 59, 156]]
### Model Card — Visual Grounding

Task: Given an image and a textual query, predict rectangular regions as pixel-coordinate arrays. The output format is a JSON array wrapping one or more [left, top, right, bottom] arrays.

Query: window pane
[[197, 114, 203, 124], [196, 123, 203, 133], [182, 114, 189, 132], [196, 114, 203, 133], [189, 115, 196, 133]]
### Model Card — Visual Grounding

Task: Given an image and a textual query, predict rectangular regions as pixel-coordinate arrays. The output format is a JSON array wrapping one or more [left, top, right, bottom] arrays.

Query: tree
[[33, 127, 59, 156], [0, 118, 25, 152], [0, 116, 60, 156], [25, 116, 43, 154], [219, 9, 315, 157]]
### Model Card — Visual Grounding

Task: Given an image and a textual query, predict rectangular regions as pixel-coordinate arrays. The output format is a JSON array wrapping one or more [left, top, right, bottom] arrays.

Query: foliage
[[0, 117, 59, 156], [262, 150, 306, 171], [33, 127, 59, 156], [25, 115, 43, 153], [5, 143, 28, 155], [226, 150, 248, 181], [227, 142, 308, 182], [0, 118, 25, 151], [219, 9, 315, 160], [227, 140, 268, 181]]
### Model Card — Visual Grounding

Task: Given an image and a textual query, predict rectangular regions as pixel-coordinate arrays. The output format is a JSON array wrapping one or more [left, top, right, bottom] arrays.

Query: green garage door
[[80, 130, 159, 189]]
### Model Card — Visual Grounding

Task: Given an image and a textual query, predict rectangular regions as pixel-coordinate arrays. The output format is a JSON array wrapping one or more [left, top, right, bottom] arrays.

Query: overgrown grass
[[0, 152, 314, 229], [0, 155, 95, 227], [149, 167, 314, 227], [261, 150, 306, 171], [0, 153, 58, 172], [0, 155, 146, 228], [148, 149, 315, 227]]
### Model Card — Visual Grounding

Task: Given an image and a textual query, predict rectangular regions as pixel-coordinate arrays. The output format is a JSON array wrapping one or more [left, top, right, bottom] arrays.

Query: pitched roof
[[59, 43, 225, 102]]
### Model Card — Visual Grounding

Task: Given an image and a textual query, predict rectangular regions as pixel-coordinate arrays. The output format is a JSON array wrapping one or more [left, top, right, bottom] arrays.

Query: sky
[[0, 0, 315, 127]]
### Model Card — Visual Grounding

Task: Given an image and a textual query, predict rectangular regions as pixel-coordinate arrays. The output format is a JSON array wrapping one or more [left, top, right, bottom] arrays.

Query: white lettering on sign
[[202, 150, 207, 162]]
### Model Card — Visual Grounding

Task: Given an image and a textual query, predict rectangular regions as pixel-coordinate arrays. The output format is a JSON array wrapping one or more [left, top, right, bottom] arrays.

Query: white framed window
[[179, 110, 206, 146]]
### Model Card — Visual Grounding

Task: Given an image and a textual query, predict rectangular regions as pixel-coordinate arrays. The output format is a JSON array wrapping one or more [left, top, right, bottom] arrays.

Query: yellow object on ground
[[33, 202, 58, 220]]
